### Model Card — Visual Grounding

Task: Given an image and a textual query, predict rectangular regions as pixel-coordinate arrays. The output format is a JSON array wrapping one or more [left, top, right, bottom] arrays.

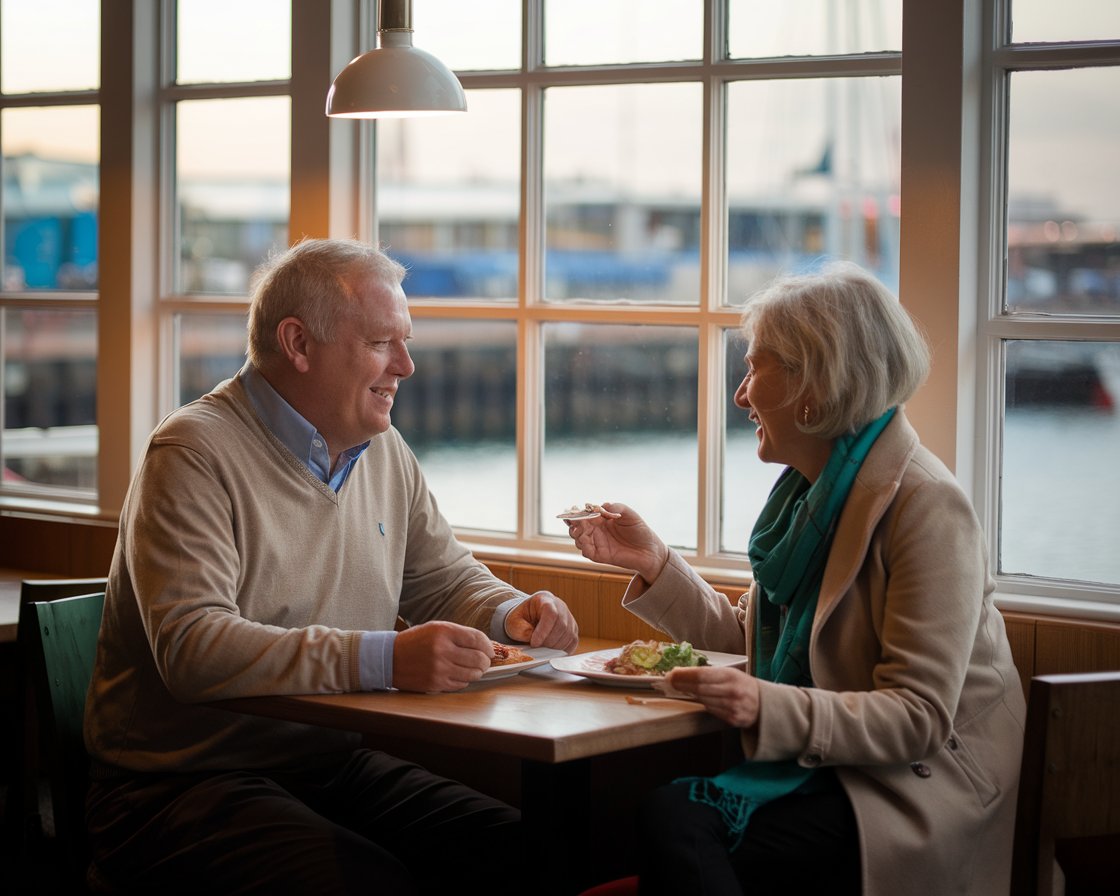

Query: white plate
[[550, 647, 747, 688], [481, 646, 567, 680]]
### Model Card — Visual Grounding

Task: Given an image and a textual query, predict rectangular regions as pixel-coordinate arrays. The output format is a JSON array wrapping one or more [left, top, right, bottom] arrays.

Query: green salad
[[606, 639, 709, 675]]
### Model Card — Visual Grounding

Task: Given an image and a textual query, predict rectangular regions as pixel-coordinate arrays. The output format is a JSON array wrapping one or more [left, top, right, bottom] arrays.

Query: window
[[980, 2, 1120, 598], [385, 0, 902, 567], [0, 0, 100, 499], [3, 1, 1118, 615], [167, 0, 291, 408]]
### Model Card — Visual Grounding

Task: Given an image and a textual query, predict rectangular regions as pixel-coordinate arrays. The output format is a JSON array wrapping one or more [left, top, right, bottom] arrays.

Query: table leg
[[521, 757, 596, 895]]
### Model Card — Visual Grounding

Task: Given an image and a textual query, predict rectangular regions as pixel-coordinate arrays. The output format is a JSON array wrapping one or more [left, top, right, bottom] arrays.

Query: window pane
[[176, 313, 247, 406], [1006, 68, 1120, 315], [175, 97, 290, 295], [540, 323, 698, 547], [727, 77, 901, 298], [378, 90, 520, 301], [414, 0, 520, 71], [1, 0, 99, 93], [177, 0, 290, 84], [1011, 1, 1120, 43], [2, 307, 96, 491], [544, 83, 702, 304], [721, 329, 782, 553], [728, 1, 901, 58], [2, 106, 99, 291], [393, 319, 518, 533], [544, 0, 701, 65], [1001, 340, 1120, 585]]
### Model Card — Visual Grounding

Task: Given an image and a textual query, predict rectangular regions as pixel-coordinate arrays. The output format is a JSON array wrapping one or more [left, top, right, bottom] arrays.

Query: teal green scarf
[[681, 407, 895, 846]]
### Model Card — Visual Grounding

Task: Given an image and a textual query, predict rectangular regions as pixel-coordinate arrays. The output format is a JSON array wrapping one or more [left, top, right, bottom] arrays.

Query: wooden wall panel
[[590, 575, 743, 643], [1001, 612, 1037, 697], [0, 514, 116, 576], [510, 564, 601, 635], [1034, 618, 1120, 677], [593, 573, 667, 642], [70, 523, 118, 575]]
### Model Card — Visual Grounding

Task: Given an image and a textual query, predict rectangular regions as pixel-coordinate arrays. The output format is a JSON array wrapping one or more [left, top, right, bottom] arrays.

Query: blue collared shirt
[[240, 364, 519, 689], [241, 362, 368, 492]]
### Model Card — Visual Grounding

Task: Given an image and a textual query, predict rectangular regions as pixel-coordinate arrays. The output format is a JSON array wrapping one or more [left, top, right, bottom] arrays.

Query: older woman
[[566, 263, 1026, 896]]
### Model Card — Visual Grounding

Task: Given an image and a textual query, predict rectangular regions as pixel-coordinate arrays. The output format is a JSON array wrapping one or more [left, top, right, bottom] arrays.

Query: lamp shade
[[325, 8, 466, 119]]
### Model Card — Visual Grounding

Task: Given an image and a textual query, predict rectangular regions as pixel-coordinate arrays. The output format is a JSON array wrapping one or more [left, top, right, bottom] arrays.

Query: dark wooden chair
[[7, 578, 107, 852], [1011, 671, 1120, 895], [18, 589, 108, 893]]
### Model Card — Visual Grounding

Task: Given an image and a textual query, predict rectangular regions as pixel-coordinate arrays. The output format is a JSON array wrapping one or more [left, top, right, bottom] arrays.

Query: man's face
[[303, 275, 415, 455]]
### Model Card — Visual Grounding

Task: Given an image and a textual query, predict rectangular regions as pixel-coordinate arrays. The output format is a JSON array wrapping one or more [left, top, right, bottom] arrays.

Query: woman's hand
[[666, 665, 761, 729], [565, 502, 669, 585]]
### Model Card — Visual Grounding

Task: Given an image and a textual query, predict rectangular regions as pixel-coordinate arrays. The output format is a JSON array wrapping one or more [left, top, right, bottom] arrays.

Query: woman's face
[[734, 347, 829, 478]]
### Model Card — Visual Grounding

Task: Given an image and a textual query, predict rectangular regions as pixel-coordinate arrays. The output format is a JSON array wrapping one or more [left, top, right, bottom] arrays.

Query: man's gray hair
[[246, 238, 407, 367]]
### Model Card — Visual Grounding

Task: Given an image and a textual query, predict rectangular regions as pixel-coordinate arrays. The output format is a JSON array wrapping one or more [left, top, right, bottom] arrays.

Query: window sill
[[0, 495, 116, 525], [464, 538, 752, 590]]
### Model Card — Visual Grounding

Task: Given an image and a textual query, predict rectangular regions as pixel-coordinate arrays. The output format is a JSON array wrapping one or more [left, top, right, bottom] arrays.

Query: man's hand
[[392, 620, 492, 692], [665, 665, 761, 728], [504, 591, 579, 653]]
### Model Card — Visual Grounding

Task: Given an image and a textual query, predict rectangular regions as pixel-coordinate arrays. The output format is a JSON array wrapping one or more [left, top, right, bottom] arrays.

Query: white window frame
[[971, 0, 1120, 620], [371, 1, 903, 580]]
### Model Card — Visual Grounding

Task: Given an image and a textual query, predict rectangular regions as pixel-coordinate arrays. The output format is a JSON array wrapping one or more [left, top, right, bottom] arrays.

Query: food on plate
[[490, 641, 535, 666], [604, 639, 710, 676], [556, 502, 603, 521]]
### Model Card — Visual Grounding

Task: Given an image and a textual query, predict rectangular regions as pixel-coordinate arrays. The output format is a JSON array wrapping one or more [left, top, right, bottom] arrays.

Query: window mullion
[[518, 51, 545, 540], [97, 0, 161, 514]]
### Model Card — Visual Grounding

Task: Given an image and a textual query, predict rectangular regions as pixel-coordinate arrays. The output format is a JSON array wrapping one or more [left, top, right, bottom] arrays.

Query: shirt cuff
[[490, 596, 526, 642], [358, 630, 397, 690]]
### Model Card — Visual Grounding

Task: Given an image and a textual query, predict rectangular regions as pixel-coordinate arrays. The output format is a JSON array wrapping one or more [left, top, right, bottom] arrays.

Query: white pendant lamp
[[325, 0, 467, 119]]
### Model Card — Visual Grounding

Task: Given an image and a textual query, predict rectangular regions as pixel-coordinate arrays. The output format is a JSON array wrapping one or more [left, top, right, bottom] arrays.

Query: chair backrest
[[1010, 670, 1120, 895], [14, 578, 108, 827], [19, 590, 106, 878], [20, 577, 109, 606]]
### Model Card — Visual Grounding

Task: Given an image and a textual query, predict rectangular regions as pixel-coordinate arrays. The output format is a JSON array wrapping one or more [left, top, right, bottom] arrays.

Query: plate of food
[[550, 639, 746, 688], [481, 642, 567, 680]]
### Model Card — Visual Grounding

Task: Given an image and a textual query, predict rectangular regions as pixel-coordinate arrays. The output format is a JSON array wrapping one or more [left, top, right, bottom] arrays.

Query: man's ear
[[276, 317, 312, 373]]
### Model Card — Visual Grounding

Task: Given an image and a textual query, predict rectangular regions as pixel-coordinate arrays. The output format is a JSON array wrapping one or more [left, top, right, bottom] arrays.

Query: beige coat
[[624, 411, 1026, 896]]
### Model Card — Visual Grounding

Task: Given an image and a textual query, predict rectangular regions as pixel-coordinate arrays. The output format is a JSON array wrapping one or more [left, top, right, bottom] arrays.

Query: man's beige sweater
[[85, 374, 522, 773]]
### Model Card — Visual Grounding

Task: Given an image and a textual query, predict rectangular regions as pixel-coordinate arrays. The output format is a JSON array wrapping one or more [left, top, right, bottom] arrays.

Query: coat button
[[947, 736, 958, 750], [911, 761, 932, 778], [804, 753, 822, 767]]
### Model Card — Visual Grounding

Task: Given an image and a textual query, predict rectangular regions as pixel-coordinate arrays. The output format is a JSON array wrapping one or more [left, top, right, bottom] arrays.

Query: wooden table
[[216, 638, 739, 892]]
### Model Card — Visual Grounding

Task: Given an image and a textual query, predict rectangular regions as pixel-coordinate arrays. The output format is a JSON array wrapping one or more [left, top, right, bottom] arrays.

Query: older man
[[85, 238, 578, 894]]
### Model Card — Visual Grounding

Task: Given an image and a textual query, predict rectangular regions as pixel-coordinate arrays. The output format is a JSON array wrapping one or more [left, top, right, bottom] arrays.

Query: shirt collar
[[240, 362, 370, 485]]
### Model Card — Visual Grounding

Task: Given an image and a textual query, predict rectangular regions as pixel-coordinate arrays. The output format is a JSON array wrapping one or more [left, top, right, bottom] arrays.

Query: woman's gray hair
[[740, 261, 931, 438], [246, 238, 407, 367]]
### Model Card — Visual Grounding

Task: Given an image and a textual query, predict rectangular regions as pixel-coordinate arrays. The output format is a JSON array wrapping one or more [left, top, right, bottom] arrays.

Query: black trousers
[[86, 749, 523, 895], [635, 771, 860, 896]]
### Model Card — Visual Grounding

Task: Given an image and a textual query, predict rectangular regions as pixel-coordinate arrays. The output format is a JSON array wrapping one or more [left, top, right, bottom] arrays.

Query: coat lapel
[[812, 411, 919, 630]]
